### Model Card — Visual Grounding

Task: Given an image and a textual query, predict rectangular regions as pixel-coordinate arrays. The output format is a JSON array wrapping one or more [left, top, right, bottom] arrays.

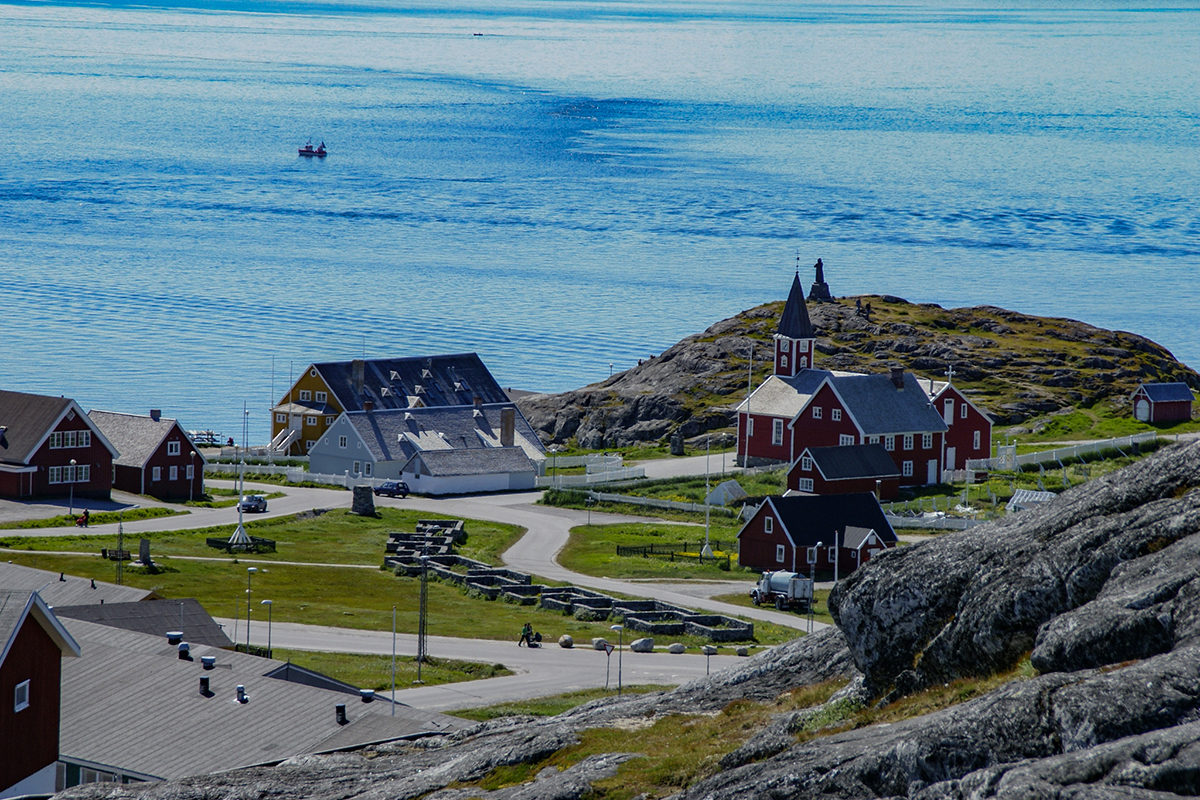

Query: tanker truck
[[750, 570, 814, 612]]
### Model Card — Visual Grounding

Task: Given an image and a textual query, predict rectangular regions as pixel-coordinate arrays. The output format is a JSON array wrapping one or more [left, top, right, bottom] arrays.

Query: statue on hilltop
[[807, 256, 833, 302]]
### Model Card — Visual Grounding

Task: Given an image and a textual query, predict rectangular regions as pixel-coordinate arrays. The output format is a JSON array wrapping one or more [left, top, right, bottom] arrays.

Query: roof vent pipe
[[199, 676, 211, 696], [236, 685, 248, 704], [166, 631, 183, 645], [178, 642, 192, 661], [201, 655, 216, 669], [360, 689, 375, 703], [336, 704, 348, 725]]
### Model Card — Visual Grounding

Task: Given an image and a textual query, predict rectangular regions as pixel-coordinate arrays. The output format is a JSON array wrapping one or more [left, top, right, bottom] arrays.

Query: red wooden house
[[88, 410, 207, 501], [0, 390, 117, 502], [916, 376, 993, 470], [0, 591, 81, 798], [737, 493, 897, 576], [788, 444, 901, 500], [1131, 383, 1193, 423]]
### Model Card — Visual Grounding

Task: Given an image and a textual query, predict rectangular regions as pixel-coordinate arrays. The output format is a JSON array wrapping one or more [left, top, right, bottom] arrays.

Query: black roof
[[54, 598, 233, 649], [754, 493, 897, 547], [1137, 383, 1194, 403], [777, 272, 815, 340], [801, 444, 901, 480], [314, 354, 509, 413]]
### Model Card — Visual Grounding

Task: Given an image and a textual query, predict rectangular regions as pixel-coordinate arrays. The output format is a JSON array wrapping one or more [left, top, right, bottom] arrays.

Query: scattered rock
[[629, 638, 654, 653], [557, 635, 574, 649], [591, 638, 609, 651], [667, 643, 685, 654]]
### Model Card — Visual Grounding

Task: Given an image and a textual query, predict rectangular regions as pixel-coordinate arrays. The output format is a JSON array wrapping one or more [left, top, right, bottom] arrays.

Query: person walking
[[518, 622, 533, 647]]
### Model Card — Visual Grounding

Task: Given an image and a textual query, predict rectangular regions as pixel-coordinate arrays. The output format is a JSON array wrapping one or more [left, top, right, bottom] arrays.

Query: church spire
[[778, 268, 815, 340], [774, 263, 816, 377]]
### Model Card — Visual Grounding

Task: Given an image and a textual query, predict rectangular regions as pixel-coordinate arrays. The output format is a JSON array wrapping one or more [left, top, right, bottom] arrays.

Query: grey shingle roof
[[734, 370, 832, 416], [407, 447, 536, 477], [88, 410, 204, 468], [0, 389, 74, 465], [55, 599, 233, 649], [777, 272, 815, 339], [0, 563, 152, 607], [315, 354, 509, 413], [59, 618, 470, 781], [346, 403, 545, 464], [1138, 382, 1194, 403], [829, 372, 948, 435], [0, 590, 82, 667], [803, 444, 901, 480]]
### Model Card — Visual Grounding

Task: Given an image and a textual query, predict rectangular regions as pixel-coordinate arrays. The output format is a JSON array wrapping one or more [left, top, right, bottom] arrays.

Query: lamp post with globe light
[[260, 599, 273, 657], [245, 567, 257, 652], [69, 458, 77, 517]]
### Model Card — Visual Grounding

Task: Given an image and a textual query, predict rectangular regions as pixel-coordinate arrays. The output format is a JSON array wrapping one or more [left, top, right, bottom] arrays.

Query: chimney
[[166, 631, 183, 645], [500, 407, 515, 448], [236, 685, 248, 704], [363, 399, 374, 412], [150, 409, 161, 421], [199, 676, 211, 696], [360, 689, 375, 703], [352, 359, 365, 394], [201, 655, 216, 670], [890, 366, 905, 389], [335, 704, 348, 725]]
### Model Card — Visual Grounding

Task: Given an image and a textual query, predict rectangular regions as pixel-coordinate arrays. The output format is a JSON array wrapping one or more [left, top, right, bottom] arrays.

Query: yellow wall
[[272, 367, 343, 454]]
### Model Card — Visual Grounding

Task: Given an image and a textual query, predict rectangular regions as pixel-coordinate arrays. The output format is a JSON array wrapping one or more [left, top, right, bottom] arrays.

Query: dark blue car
[[374, 480, 409, 498]]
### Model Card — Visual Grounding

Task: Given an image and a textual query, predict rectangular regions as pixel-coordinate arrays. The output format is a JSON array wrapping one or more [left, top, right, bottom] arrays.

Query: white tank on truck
[[750, 570, 814, 611]]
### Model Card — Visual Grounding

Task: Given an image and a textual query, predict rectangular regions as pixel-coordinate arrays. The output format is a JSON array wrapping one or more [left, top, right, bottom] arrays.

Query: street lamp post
[[189, 451, 196, 502], [610, 624, 624, 695], [809, 541, 822, 634], [260, 599, 273, 657], [701, 436, 712, 559], [69, 458, 77, 517], [245, 567, 257, 652]]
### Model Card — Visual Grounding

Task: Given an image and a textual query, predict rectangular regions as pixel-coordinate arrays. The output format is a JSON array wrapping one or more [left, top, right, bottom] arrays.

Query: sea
[[1, 0, 1197, 442]]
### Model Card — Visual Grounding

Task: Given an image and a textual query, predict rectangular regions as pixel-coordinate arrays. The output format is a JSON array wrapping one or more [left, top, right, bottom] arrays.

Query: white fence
[[885, 514, 982, 530], [541, 453, 623, 472], [585, 491, 740, 517], [965, 432, 1159, 472], [536, 466, 646, 487]]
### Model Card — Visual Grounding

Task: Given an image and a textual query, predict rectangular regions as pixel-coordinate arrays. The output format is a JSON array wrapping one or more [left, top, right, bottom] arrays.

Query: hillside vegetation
[[517, 295, 1199, 448]]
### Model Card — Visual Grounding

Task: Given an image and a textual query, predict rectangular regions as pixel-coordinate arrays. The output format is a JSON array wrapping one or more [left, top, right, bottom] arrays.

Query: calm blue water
[[1, 0, 1198, 440]]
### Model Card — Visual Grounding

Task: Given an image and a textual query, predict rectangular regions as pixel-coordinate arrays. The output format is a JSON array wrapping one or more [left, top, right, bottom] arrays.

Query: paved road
[[221, 618, 744, 712]]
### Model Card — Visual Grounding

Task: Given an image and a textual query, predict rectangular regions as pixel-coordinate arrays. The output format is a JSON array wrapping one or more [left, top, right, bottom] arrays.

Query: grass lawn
[[271, 648, 512, 690], [0, 506, 183, 530], [712, 589, 835, 627], [557, 522, 753, 580]]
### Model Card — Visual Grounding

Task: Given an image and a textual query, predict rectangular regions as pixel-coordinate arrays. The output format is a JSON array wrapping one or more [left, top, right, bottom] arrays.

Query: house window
[[961, 403, 969, 419], [922, 433, 933, 449], [828, 545, 837, 562], [78, 464, 89, 482], [780, 339, 790, 353], [798, 478, 814, 492], [167, 441, 181, 456], [49, 466, 61, 484], [812, 407, 822, 419], [884, 436, 895, 451], [338, 435, 347, 448], [780, 355, 788, 369], [974, 430, 981, 449], [14, 679, 29, 712], [799, 355, 807, 368], [800, 456, 813, 471], [169, 465, 178, 481], [299, 390, 312, 401], [832, 408, 842, 421], [315, 391, 327, 403], [152, 466, 161, 481], [276, 413, 286, 423], [78, 430, 90, 448], [868, 435, 880, 444], [325, 416, 335, 425], [305, 440, 316, 451], [775, 544, 785, 563], [364, 462, 372, 476], [352, 461, 361, 474], [764, 517, 773, 534], [50, 431, 62, 449], [903, 434, 914, 450], [772, 419, 784, 446], [902, 460, 914, 477], [747, 417, 754, 437], [186, 464, 194, 479], [306, 416, 318, 426], [839, 434, 855, 446]]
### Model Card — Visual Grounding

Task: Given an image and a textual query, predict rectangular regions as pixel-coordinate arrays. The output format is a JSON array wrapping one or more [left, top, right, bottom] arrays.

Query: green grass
[[1003, 407, 1200, 444], [451, 685, 671, 721], [0, 506, 182, 530], [606, 470, 786, 506], [271, 648, 512, 690], [557, 522, 751, 580], [712, 589, 835, 627]]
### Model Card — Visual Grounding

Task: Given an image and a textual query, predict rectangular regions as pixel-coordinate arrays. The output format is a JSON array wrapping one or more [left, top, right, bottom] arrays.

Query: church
[[735, 264, 992, 487]]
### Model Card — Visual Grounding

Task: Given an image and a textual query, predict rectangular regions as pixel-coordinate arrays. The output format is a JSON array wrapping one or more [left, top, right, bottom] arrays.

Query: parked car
[[374, 480, 410, 498], [239, 494, 268, 513]]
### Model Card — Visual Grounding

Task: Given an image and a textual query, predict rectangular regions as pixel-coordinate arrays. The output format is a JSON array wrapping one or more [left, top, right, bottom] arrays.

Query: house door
[[1134, 398, 1150, 421], [927, 459, 938, 484], [946, 447, 956, 470]]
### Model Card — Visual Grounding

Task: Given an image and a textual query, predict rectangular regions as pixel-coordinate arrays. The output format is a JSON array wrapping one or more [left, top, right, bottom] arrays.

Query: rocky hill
[[516, 296, 1199, 448], [59, 440, 1200, 800]]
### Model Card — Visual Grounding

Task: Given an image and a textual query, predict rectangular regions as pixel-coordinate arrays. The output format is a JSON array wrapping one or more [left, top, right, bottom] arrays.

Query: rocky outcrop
[[516, 297, 1198, 446], [58, 444, 1200, 800]]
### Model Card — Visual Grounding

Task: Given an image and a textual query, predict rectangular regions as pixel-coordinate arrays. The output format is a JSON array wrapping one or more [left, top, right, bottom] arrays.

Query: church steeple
[[775, 264, 816, 377]]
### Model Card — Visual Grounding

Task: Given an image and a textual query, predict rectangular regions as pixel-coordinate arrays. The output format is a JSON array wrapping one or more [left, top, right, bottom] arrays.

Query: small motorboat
[[299, 140, 327, 157]]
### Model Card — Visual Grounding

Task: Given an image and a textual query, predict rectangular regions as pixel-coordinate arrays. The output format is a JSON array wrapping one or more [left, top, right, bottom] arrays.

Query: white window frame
[[902, 460, 914, 477], [903, 434, 914, 450], [839, 434, 855, 446], [325, 416, 336, 425], [780, 339, 790, 353], [961, 403, 969, 419], [780, 354, 788, 370], [315, 391, 327, 403], [306, 416, 318, 426], [831, 408, 842, 421], [364, 462, 373, 476], [868, 435, 880, 444], [747, 417, 754, 437], [299, 390, 312, 401], [338, 435, 347, 449], [305, 439, 316, 451], [169, 465, 178, 481], [798, 478, 814, 492], [276, 413, 286, 423], [974, 430, 981, 449], [772, 419, 784, 446], [186, 464, 194, 479], [944, 399, 955, 425], [764, 517, 773, 534], [14, 679, 30, 712], [77, 464, 89, 483], [828, 545, 837, 562], [49, 431, 62, 449], [775, 544, 785, 563], [78, 430, 90, 448], [884, 435, 895, 451], [922, 432, 933, 449], [49, 466, 61, 484], [167, 440, 181, 456], [812, 406, 822, 419], [800, 456, 813, 471], [152, 466, 161, 482], [799, 355, 808, 368]]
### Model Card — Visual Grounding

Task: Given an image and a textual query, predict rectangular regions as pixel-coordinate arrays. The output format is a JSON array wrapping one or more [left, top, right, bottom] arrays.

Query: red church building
[[735, 268, 992, 487]]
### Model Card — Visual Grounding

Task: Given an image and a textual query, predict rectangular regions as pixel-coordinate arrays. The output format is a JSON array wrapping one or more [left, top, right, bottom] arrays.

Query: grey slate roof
[[54, 599, 233, 649], [1137, 382, 1194, 403], [843, 525, 883, 550], [314, 353, 510, 413], [346, 403, 545, 464], [406, 446, 536, 477], [0, 562, 153, 607], [829, 372, 948, 435], [0, 389, 78, 465], [0, 590, 82, 667], [753, 493, 897, 548], [88, 410, 205, 469], [802, 444, 901, 480], [734, 370, 833, 416], [59, 618, 470, 781], [777, 272, 816, 339]]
